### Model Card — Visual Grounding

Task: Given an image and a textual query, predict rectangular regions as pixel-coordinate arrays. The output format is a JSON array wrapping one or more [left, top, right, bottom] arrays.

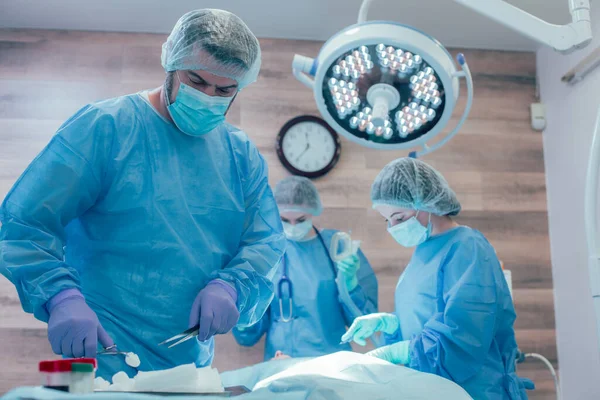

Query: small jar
[[39, 358, 98, 392], [70, 363, 96, 394], [39, 360, 72, 392]]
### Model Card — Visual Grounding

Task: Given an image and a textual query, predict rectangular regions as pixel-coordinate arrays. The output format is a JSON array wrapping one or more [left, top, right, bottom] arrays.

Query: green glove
[[336, 254, 360, 291], [366, 340, 411, 365], [341, 313, 400, 346]]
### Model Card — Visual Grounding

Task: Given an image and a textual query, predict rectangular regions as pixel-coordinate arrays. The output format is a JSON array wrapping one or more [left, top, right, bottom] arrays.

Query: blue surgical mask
[[166, 75, 233, 137], [283, 220, 313, 241], [387, 212, 432, 248]]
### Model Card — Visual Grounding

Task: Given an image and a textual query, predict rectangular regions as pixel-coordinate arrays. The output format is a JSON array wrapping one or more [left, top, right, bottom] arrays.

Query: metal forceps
[[158, 324, 200, 348]]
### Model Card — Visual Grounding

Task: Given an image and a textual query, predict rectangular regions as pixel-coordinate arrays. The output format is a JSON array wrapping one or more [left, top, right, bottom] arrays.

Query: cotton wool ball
[[126, 352, 141, 368], [94, 377, 110, 391]]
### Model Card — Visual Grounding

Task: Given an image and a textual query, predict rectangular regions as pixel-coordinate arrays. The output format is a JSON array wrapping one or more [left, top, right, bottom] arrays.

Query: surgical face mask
[[166, 74, 233, 136], [387, 212, 432, 248], [282, 220, 313, 241]]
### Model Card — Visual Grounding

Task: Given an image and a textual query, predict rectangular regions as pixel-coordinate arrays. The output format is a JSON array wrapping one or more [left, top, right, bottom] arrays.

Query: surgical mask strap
[[224, 92, 238, 116], [415, 210, 432, 226]]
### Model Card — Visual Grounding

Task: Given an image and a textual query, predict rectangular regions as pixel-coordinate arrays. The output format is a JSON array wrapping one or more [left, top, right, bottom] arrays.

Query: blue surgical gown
[[233, 229, 378, 359], [0, 93, 285, 379], [384, 226, 530, 399]]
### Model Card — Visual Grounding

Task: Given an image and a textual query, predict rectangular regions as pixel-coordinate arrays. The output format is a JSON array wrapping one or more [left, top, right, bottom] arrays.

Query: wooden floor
[[0, 29, 556, 398]]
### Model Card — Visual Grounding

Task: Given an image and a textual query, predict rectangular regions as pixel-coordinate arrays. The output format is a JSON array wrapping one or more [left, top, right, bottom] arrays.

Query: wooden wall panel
[[0, 29, 555, 399]]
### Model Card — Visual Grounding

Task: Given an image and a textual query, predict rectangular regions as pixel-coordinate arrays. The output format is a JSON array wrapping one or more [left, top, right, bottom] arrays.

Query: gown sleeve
[[212, 139, 286, 327], [0, 105, 114, 322], [408, 236, 504, 383], [232, 306, 271, 346]]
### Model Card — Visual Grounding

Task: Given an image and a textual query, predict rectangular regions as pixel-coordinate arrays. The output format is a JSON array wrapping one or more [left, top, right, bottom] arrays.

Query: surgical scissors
[[97, 344, 129, 356], [158, 324, 200, 348]]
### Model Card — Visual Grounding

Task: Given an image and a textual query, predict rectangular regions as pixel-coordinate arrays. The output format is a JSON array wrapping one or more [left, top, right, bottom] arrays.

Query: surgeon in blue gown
[[341, 158, 534, 400], [233, 176, 378, 359], [0, 10, 285, 379]]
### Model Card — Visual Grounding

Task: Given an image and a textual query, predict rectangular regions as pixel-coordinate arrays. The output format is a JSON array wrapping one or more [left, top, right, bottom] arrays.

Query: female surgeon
[[341, 158, 534, 400], [233, 176, 378, 359]]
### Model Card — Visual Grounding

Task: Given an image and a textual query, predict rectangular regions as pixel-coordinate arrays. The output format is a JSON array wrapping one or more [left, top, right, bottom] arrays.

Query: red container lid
[[39, 358, 97, 372], [39, 360, 72, 372]]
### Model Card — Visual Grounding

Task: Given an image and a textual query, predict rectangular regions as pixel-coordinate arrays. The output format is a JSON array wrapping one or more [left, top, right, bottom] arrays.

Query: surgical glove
[[189, 280, 240, 341], [47, 289, 114, 358], [366, 340, 411, 365], [341, 313, 400, 346], [336, 255, 360, 291]]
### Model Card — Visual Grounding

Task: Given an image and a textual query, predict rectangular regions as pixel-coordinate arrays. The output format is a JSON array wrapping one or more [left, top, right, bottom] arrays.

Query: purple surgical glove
[[47, 289, 114, 358], [189, 280, 240, 342]]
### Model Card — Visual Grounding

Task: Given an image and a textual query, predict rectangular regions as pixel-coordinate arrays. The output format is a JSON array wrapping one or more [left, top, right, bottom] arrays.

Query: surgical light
[[293, 0, 592, 157], [293, 21, 473, 157]]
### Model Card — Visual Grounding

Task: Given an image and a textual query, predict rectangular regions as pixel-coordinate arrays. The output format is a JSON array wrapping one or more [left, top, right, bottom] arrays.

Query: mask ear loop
[[224, 92, 238, 116], [426, 212, 433, 236], [415, 210, 432, 226]]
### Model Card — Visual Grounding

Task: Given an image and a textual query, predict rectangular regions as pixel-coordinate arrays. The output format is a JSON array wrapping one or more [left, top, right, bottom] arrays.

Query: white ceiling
[[0, 0, 572, 51]]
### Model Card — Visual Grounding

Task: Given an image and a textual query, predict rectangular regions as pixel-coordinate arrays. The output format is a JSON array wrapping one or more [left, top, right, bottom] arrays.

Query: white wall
[[537, 5, 600, 398], [0, 0, 568, 51]]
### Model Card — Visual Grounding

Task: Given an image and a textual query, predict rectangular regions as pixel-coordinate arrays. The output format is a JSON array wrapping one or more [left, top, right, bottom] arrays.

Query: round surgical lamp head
[[292, 22, 473, 156]]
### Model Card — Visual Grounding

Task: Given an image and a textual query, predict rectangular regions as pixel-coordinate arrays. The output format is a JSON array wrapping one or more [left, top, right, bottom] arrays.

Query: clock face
[[276, 115, 342, 178], [281, 121, 337, 173]]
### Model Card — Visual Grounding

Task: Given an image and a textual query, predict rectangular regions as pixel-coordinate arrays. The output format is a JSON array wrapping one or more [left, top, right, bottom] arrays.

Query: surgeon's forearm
[[0, 211, 81, 322], [340, 286, 373, 324], [341, 270, 378, 323], [0, 131, 105, 323], [215, 211, 285, 326], [382, 329, 403, 346], [407, 331, 447, 376], [354, 253, 379, 315], [350, 285, 377, 314], [408, 310, 495, 382], [232, 311, 270, 346], [224, 147, 285, 326], [215, 215, 284, 326]]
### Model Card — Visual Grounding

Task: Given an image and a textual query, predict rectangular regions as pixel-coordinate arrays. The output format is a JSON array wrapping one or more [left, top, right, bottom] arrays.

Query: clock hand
[[295, 132, 311, 162], [295, 146, 309, 163]]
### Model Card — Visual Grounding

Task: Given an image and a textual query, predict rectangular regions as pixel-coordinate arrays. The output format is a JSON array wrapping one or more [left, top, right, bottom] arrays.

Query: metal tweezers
[[158, 324, 200, 348]]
